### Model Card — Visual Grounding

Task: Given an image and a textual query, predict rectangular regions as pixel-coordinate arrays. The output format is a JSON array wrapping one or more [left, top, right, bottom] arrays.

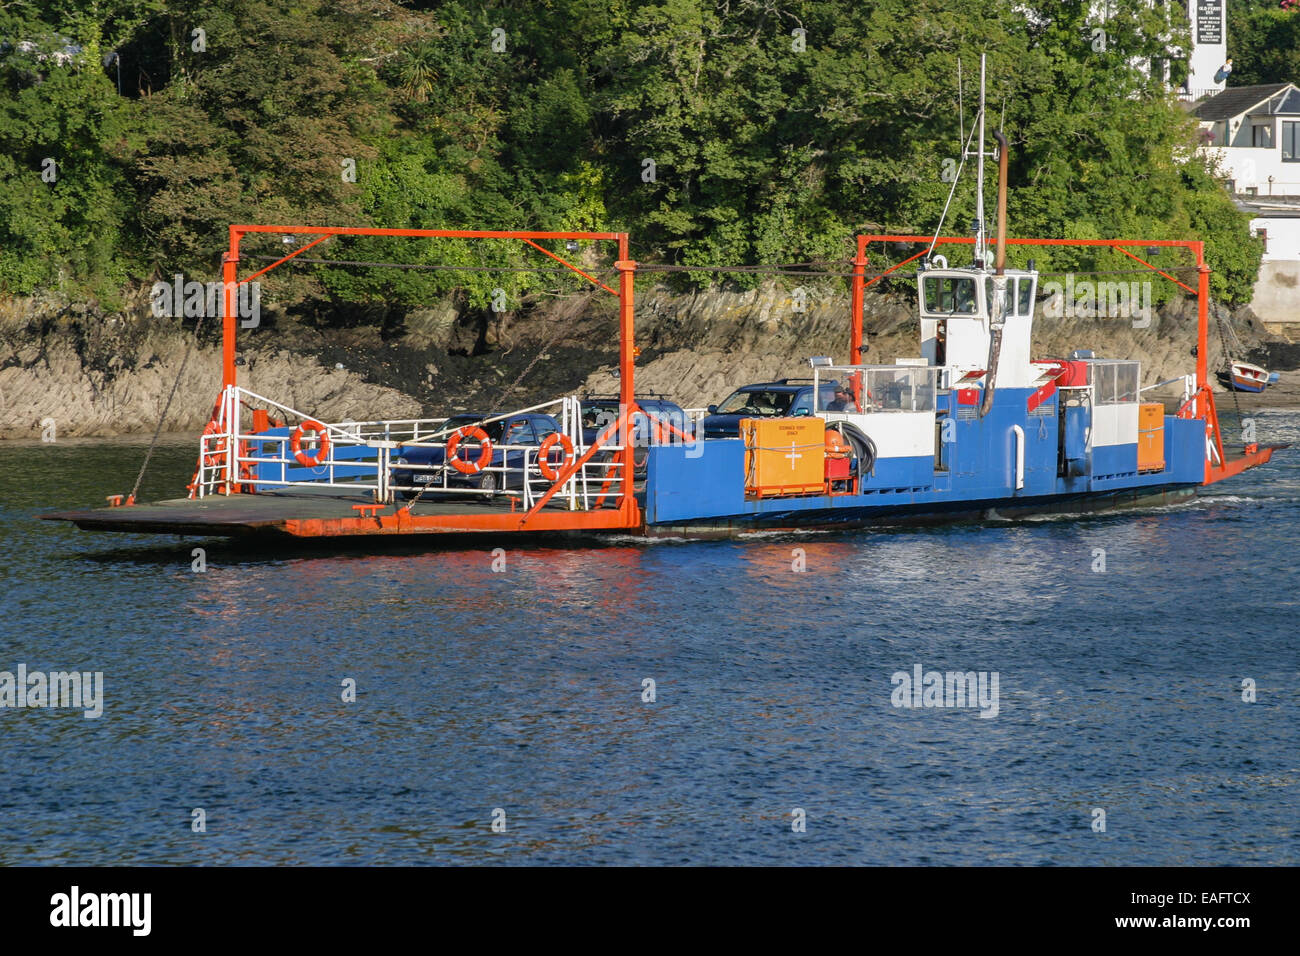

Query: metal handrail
[[195, 386, 630, 512]]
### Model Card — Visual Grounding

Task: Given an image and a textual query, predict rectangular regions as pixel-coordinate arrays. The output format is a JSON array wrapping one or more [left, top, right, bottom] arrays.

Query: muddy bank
[[0, 282, 1295, 439]]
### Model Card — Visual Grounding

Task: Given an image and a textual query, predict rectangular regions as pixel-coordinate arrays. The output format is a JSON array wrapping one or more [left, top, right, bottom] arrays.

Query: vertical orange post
[[1194, 242, 1209, 419], [221, 228, 242, 391], [850, 235, 866, 365], [1193, 241, 1225, 480], [615, 235, 637, 516]]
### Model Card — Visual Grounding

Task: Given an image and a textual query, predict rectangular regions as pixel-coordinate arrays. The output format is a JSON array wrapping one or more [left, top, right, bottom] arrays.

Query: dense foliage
[[1227, 0, 1300, 89], [0, 0, 1262, 306]]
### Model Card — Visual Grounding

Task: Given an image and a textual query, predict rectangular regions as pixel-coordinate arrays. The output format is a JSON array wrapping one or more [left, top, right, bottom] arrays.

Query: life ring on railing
[[446, 425, 493, 475], [202, 420, 226, 469], [537, 432, 575, 481], [290, 419, 331, 468]]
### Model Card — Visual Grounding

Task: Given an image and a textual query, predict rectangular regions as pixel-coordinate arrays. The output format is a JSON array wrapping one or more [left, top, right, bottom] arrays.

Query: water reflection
[[1, 430, 1297, 864]]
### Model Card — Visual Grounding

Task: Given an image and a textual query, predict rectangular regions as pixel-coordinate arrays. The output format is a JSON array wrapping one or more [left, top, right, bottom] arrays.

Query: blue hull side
[[644, 388, 1207, 536], [642, 484, 1199, 538]]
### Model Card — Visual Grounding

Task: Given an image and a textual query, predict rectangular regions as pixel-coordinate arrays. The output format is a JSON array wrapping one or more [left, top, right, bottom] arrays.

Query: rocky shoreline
[[2, 283, 1298, 440]]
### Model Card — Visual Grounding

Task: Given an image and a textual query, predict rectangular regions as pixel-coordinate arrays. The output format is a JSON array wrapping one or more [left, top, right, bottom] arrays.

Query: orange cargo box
[[1138, 402, 1165, 473], [741, 417, 825, 498]]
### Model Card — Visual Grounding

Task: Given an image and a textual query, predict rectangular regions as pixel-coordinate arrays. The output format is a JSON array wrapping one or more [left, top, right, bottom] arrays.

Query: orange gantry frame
[[850, 234, 1276, 484], [218, 226, 642, 533]]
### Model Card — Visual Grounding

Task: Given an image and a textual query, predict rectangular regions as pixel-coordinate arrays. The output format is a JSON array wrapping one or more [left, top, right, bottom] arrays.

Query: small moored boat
[[1225, 361, 1270, 393]]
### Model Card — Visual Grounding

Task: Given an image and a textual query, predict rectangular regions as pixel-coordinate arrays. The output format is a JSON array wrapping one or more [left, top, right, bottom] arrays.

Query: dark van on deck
[[700, 380, 841, 438], [580, 396, 692, 476]]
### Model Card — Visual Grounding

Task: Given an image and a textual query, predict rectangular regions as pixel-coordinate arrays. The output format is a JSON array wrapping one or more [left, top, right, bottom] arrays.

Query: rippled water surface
[[1, 412, 1297, 865]]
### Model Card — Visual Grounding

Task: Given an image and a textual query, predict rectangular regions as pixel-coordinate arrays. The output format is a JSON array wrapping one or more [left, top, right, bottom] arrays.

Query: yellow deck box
[[1138, 402, 1165, 473], [741, 417, 826, 498]]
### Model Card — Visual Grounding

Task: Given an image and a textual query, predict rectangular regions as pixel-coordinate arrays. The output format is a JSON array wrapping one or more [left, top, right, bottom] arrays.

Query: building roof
[[1193, 84, 1297, 121], [1247, 87, 1300, 117], [1237, 200, 1300, 219]]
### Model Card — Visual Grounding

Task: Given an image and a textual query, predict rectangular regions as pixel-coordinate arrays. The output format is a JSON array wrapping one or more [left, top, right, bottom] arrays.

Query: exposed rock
[[584, 283, 1284, 408], [0, 278, 1294, 440], [0, 294, 420, 439]]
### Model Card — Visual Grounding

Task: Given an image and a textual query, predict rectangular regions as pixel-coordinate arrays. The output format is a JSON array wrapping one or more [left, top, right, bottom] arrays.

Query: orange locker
[[741, 418, 826, 498], [1138, 402, 1165, 473]]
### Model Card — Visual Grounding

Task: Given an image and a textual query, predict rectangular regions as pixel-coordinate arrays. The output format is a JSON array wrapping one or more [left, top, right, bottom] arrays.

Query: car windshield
[[583, 400, 686, 439], [582, 401, 617, 421], [502, 420, 532, 444], [581, 403, 620, 432], [716, 389, 795, 416]]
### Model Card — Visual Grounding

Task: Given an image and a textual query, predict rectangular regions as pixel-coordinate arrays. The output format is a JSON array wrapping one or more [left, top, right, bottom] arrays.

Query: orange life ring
[[202, 420, 226, 469], [291, 420, 331, 467], [537, 432, 575, 481], [447, 425, 493, 475]]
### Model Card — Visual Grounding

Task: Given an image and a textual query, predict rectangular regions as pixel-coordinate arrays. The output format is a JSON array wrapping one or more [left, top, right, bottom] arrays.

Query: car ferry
[[43, 69, 1283, 542]]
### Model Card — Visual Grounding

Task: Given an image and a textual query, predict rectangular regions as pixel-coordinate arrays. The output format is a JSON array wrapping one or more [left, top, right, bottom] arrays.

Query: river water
[[1, 411, 1297, 865]]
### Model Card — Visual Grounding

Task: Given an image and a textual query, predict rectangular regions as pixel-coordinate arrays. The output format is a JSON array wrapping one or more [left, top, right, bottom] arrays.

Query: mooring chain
[[129, 310, 209, 503], [491, 312, 572, 412], [402, 309, 577, 515], [1212, 304, 1246, 432]]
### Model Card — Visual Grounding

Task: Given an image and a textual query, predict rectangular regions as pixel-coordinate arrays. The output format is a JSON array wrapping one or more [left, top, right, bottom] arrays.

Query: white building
[[1241, 201, 1300, 330], [1194, 84, 1300, 196], [1182, 0, 1228, 101], [1189, 80, 1300, 329], [1131, 2, 1300, 329]]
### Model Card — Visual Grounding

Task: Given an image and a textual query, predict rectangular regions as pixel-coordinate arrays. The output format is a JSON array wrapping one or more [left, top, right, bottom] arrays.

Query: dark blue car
[[701, 380, 841, 438], [580, 396, 692, 476], [393, 412, 565, 497]]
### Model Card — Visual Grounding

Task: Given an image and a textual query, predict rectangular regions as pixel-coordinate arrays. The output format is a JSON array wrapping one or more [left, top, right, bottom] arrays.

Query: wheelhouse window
[[1017, 276, 1034, 316], [1284, 122, 1300, 162], [922, 276, 979, 315], [983, 276, 1034, 317]]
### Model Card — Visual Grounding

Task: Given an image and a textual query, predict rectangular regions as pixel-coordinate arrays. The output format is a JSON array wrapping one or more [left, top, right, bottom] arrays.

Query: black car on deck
[[580, 396, 693, 476], [392, 412, 564, 498], [700, 380, 841, 438]]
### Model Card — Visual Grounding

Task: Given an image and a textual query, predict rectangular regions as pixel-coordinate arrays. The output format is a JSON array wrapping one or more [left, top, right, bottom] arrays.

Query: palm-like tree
[[397, 42, 438, 103]]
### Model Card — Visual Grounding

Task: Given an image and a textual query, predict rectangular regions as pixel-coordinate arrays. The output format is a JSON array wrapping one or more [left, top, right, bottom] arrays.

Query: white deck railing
[[194, 385, 629, 513]]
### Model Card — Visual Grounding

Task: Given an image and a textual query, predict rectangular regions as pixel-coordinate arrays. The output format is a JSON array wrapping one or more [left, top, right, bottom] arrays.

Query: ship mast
[[973, 53, 987, 268]]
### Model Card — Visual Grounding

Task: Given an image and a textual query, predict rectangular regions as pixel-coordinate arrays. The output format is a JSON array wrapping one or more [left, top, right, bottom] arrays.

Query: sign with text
[[1197, 0, 1223, 46]]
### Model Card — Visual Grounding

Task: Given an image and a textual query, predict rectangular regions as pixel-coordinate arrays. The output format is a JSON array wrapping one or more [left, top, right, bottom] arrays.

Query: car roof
[[450, 412, 556, 423], [581, 395, 683, 407], [733, 381, 830, 393]]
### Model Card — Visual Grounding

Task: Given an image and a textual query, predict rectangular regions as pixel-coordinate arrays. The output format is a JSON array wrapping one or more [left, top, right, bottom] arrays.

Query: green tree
[[0, 0, 1264, 305], [1227, 1, 1300, 87]]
